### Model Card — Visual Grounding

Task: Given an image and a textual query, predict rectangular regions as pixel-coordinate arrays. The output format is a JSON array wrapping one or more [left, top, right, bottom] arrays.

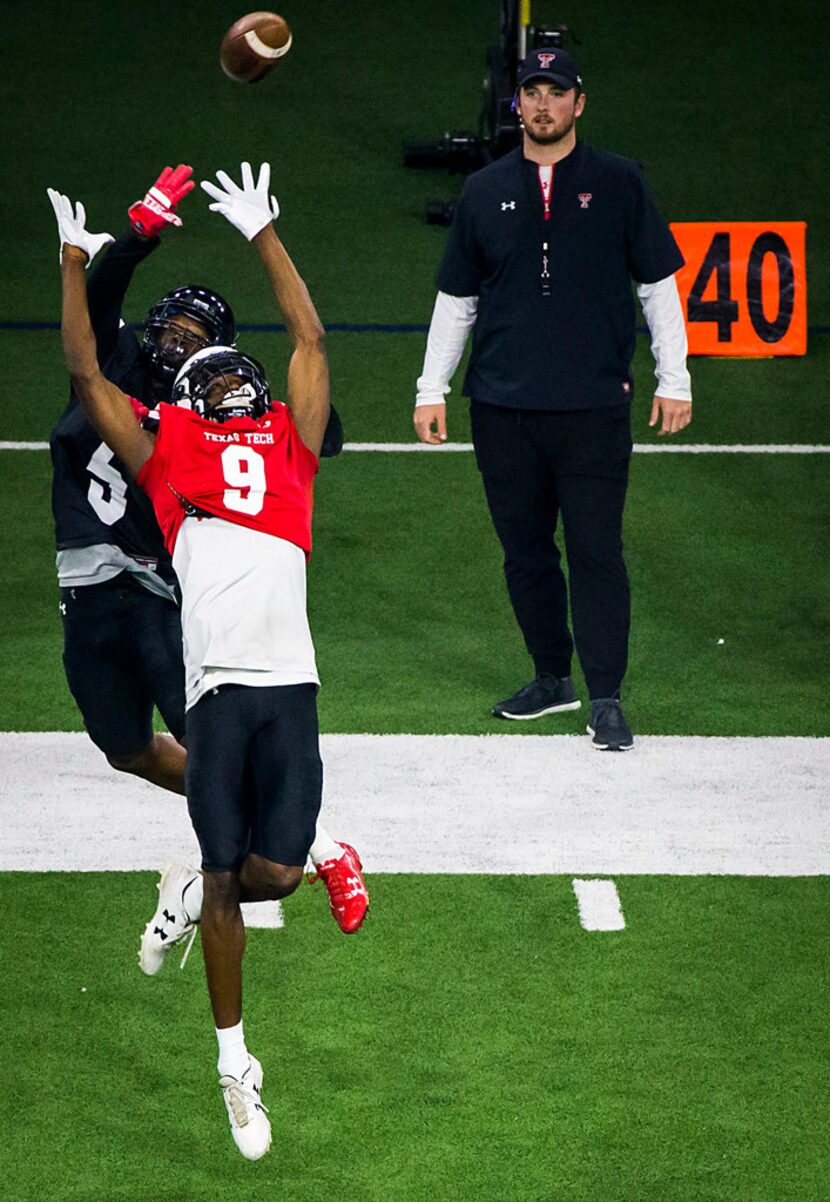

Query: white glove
[[200, 161, 280, 241], [47, 188, 115, 266]]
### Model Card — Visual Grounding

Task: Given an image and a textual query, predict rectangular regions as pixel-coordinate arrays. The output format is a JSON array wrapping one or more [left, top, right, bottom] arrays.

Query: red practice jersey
[[135, 401, 319, 556]]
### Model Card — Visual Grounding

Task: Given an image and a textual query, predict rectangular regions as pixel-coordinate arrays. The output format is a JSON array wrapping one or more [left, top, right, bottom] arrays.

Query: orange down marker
[[670, 221, 807, 356]]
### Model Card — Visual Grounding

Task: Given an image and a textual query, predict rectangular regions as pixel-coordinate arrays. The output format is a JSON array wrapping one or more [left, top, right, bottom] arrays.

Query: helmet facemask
[[172, 348, 271, 424], [144, 313, 212, 388], [142, 286, 237, 398]]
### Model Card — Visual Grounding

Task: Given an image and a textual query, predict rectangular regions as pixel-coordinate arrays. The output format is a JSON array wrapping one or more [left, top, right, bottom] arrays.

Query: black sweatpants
[[470, 400, 632, 700]]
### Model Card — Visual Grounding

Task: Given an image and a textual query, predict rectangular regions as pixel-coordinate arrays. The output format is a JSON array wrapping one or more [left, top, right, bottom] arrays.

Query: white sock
[[183, 872, 203, 923], [308, 823, 342, 867], [216, 1020, 249, 1080]]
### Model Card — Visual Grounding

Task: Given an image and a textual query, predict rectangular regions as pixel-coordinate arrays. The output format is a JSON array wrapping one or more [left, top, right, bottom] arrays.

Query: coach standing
[[413, 48, 692, 750]]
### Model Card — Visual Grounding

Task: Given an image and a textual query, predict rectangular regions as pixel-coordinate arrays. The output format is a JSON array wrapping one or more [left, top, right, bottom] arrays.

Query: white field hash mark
[[240, 900, 284, 929], [572, 879, 626, 931]]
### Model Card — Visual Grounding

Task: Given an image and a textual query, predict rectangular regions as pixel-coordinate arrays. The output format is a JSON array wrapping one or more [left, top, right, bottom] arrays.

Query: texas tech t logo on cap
[[537, 53, 557, 68]]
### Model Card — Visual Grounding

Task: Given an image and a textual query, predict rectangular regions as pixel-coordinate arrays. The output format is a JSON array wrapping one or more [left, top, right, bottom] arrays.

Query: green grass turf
[[2, 2, 828, 1197], [2, 873, 828, 1202], [3, 4, 826, 1197], [6, 329, 830, 447], [3, 0, 829, 324], [3, 447, 828, 736], [315, 451, 830, 736]]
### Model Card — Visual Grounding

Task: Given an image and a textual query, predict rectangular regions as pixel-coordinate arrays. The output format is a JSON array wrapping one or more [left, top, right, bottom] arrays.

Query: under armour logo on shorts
[[578, 193, 593, 209], [501, 201, 516, 211]]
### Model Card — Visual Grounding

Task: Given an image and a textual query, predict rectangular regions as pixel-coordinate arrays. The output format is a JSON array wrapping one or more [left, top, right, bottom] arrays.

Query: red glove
[[128, 165, 195, 236]]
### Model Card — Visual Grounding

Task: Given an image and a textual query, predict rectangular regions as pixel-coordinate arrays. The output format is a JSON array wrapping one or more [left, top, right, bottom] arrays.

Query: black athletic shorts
[[60, 573, 186, 756], [184, 682, 323, 873]]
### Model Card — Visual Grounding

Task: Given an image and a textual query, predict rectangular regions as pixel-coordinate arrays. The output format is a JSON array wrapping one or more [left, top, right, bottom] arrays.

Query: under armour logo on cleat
[[501, 201, 516, 211]]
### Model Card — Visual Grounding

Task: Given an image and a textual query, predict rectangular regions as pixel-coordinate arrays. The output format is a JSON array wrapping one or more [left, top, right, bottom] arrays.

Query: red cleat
[[309, 843, 369, 934]]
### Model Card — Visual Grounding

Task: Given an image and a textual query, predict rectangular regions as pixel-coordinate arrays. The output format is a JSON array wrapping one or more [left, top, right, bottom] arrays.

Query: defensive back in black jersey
[[49, 231, 174, 580]]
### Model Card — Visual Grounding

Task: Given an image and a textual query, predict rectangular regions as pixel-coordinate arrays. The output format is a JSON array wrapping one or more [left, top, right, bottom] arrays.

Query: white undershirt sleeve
[[637, 276, 693, 402], [415, 291, 479, 407]]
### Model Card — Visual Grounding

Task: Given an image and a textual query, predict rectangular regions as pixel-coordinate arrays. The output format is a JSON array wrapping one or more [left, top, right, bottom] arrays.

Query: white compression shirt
[[636, 277, 692, 400], [172, 515, 319, 711], [415, 277, 692, 406], [415, 292, 479, 408]]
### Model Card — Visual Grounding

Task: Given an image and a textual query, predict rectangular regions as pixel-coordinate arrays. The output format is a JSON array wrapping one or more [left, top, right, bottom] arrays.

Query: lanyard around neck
[[520, 161, 556, 298]]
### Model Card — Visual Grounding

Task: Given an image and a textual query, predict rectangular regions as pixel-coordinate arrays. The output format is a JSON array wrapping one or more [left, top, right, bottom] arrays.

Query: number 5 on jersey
[[86, 441, 129, 524]]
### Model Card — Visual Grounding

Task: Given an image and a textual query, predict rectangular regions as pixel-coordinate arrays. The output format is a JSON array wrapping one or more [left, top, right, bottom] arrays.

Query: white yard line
[[341, 443, 830, 454], [572, 879, 626, 930], [1, 733, 827, 875], [2, 442, 830, 454], [630, 444, 830, 454]]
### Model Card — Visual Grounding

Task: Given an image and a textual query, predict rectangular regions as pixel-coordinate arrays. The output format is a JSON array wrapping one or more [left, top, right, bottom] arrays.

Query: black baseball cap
[[515, 47, 583, 91]]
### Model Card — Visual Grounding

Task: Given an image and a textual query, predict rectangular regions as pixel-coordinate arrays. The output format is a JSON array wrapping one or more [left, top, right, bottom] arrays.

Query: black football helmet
[[142, 285, 236, 394], [171, 346, 271, 423]]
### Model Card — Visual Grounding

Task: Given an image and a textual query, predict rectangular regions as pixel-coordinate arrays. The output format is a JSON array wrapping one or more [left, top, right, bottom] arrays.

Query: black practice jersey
[[49, 231, 175, 581]]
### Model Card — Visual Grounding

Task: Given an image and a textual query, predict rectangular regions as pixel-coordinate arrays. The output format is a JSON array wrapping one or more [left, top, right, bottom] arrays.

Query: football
[[220, 11, 292, 84]]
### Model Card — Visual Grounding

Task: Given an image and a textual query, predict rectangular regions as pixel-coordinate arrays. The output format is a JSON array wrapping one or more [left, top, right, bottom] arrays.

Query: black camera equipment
[[403, 131, 488, 175], [403, 2, 573, 224]]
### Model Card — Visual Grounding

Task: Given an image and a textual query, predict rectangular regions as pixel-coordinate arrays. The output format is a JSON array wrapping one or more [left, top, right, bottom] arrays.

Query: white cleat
[[138, 863, 201, 976], [220, 1056, 272, 1160]]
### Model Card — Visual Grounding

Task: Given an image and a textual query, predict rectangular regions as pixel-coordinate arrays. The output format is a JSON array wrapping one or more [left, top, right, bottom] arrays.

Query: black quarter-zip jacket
[[436, 142, 684, 410]]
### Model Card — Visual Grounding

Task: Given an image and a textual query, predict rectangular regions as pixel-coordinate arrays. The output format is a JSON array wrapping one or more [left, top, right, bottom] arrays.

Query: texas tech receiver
[[55, 162, 366, 1160]]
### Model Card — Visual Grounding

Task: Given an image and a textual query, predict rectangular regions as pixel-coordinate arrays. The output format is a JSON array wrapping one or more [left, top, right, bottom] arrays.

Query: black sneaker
[[587, 699, 634, 751], [492, 674, 581, 720]]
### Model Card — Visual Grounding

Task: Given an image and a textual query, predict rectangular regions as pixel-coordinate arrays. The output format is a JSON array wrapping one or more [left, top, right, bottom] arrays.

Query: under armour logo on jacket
[[501, 201, 516, 211], [578, 193, 593, 209]]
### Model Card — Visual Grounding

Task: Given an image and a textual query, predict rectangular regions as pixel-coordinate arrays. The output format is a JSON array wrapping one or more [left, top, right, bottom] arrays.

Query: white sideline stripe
[[344, 442, 475, 452], [3, 442, 829, 454], [343, 443, 830, 454], [572, 879, 625, 931], [0, 733, 828, 875], [632, 444, 830, 454], [240, 900, 284, 929]]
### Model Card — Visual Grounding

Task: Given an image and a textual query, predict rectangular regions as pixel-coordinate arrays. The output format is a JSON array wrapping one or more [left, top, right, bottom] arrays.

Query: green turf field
[[5, 873, 830, 1202], [2, 1, 829, 1199]]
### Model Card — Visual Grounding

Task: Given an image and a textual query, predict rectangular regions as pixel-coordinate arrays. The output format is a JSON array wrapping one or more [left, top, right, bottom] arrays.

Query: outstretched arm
[[201, 162, 329, 458], [85, 231, 159, 360], [61, 247, 155, 478], [253, 224, 329, 457], [85, 165, 195, 357]]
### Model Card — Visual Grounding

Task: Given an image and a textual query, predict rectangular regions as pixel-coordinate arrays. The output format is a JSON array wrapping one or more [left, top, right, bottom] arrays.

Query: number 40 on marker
[[670, 221, 807, 356]]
